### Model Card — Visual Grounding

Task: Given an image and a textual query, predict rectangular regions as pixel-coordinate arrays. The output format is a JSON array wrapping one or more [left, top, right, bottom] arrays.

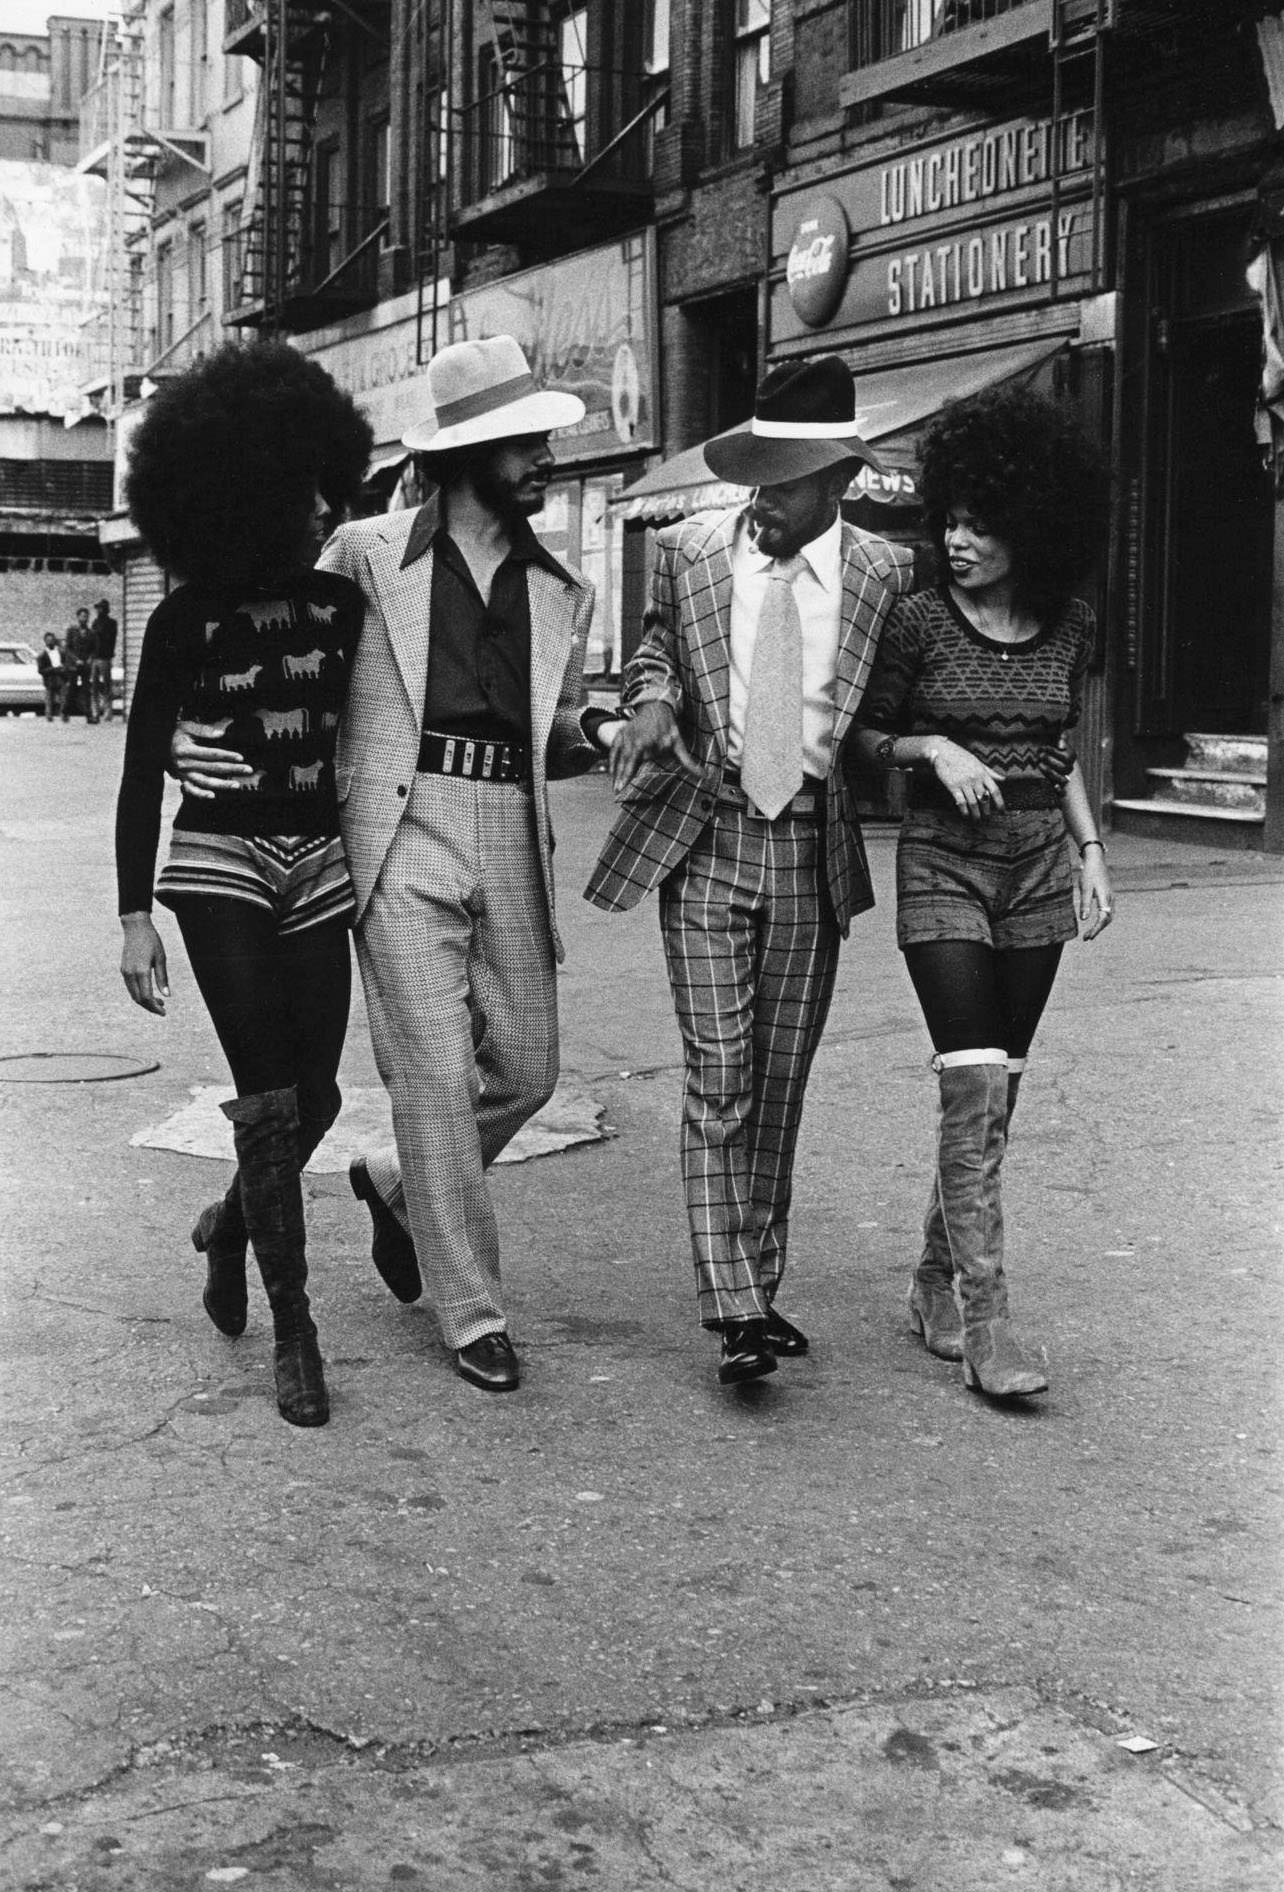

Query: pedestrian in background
[[850, 383, 1112, 1401], [586, 356, 914, 1389], [91, 598, 118, 722], [63, 606, 97, 723], [37, 631, 66, 721], [115, 341, 372, 1429]]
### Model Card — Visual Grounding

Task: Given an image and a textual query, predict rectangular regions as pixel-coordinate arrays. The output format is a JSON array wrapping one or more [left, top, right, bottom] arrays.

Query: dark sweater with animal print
[[116, 570, 365, 914], [853, 585, 1094, 777]]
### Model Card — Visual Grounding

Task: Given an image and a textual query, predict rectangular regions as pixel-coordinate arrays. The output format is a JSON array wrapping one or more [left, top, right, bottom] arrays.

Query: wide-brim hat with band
[[402, 334, 585, 453], [702, 354, 884, 488]]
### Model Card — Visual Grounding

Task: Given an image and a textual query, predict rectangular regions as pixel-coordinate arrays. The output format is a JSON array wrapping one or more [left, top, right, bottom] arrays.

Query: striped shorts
[[156, 830, 354, 935], [896, 807, 1077, 952]]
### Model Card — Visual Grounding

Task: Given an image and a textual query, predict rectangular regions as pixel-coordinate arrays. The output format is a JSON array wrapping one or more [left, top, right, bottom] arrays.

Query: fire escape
[[78, 4, 210, 412]]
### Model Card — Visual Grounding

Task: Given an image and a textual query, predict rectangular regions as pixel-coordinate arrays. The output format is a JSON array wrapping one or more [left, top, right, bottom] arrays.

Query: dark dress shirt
[[423, 517, 567, 744]]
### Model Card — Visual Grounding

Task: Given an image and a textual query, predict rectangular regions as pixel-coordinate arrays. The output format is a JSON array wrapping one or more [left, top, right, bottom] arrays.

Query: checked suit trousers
[[353, 773, 558, 1351], [659, 795, 840, 1327]]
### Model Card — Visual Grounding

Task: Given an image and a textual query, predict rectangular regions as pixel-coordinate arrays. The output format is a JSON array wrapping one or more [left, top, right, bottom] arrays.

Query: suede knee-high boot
[[191, 1090, 341, 1340], [935, 1051, 1047, 1398], [221, 1086, 329, 1427], [910, 1055, 1028, 1362]]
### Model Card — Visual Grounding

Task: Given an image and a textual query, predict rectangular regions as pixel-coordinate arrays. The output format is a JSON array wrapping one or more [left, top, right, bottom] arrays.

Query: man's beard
[[472, 457, 545, 524]]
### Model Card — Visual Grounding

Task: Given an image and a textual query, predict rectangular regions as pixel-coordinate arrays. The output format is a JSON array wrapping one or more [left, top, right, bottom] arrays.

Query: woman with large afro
[[851, 382, 1113, 1401], [116, 340, 373, 1428]]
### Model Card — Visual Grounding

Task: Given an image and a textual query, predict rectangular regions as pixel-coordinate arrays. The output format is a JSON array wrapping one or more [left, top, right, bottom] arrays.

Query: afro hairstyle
[[918, 382, 1110, 625], [125, 341, 374, 591]]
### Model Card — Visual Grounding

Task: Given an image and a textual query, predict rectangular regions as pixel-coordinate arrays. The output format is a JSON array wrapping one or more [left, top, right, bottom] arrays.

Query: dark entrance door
[[1139, 208, 1273, 737]]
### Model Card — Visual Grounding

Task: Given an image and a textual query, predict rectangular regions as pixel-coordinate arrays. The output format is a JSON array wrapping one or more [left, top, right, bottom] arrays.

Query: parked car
[[0, 642, 45, 714]]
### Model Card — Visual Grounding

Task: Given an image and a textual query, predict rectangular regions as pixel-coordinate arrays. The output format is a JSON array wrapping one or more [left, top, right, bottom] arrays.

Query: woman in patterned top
[[117, 343, 372, 1428], [851, 383, 1112, 1400]]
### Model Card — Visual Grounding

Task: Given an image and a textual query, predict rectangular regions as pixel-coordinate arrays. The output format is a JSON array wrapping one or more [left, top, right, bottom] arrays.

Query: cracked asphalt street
[[1, 718, 1281, 1889]]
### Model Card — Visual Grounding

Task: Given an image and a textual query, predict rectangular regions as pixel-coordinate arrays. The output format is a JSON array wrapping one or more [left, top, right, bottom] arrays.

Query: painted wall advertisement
[[770, 112, 1099, 351], [0, 160, 108, 417], [450, 230, 658, 465]]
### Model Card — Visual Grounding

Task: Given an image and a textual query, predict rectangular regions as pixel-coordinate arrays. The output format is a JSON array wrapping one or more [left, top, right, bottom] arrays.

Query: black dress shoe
[[455, 1332, 520, 1392], [717, 1319, 778, 1387], [764, 1307, 809, 1357], [350, 1158, 422, 1303]]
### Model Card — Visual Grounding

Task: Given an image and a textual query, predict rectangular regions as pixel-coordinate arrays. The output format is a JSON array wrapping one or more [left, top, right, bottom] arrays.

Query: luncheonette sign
[[770, 111, 1098, 350]]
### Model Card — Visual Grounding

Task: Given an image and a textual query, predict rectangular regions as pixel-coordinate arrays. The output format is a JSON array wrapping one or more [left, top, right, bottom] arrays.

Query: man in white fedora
[[174, 335, 613, 1392], [586, 354, 915, 1388]]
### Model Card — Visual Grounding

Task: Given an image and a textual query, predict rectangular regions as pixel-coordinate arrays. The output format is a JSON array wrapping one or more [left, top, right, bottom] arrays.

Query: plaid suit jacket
[[319, 497, 597, 962], [583, 507, 914, 936]]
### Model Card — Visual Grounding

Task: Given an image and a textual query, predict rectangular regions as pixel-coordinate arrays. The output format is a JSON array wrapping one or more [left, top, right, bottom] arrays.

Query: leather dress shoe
[[717, 1319, 778, 1387], [763, 1307, 809, 1357], [455, 1331, 520, 1392], [350, 1158, 422, 1303]]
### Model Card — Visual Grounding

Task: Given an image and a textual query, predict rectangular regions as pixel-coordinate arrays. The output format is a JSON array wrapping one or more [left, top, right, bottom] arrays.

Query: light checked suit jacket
[[584, 507, 914, 936], [319, 496, 598, 962]]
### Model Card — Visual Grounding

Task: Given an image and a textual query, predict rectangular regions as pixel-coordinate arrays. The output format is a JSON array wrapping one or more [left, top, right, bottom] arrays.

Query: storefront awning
[[611, 337, 1066, 522]]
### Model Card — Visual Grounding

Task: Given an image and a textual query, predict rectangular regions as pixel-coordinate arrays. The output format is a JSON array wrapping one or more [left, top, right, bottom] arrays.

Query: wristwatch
[[874, 734, 898, 769]]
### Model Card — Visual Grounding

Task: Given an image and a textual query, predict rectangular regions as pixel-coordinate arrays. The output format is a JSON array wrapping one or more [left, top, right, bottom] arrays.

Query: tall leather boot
[[935, 1051, 1047, 1398], [192, 1180, 248, 1337], [222, 1086, 329, 1427], [191, 1088, 340, 1340]]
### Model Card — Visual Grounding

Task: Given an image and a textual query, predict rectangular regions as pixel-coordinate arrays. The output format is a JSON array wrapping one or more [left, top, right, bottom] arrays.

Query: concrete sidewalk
[[0, 720, 1280, 1889]]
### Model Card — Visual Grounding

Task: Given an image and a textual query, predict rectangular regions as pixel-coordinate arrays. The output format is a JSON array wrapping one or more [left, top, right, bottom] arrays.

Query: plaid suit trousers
[[659, 797, 841, 1326], [354, 774, 558, 1350]]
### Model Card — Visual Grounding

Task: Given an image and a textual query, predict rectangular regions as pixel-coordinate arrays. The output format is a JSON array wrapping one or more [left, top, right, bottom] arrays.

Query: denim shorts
[[896, 807, 1077, 952]]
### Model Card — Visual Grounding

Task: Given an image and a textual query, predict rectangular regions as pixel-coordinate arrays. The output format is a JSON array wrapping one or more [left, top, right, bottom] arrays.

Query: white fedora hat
[[402, 334, 585, 453]]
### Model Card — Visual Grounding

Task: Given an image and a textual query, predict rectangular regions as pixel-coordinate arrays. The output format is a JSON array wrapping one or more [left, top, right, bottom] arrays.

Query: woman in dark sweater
[[117, 343, 372, 1428], [851, 384, 1112, 1401]]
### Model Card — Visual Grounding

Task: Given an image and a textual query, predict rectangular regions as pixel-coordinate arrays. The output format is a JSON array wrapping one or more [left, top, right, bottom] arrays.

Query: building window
[[221, 199, 243, 311], [558, 6, 587, 164], [188, 221, 207, 335], [642, 0, 670, 166], [189, 0, 207, 121], [157, 6, 175, 127], [154, 238, 174, 360], [366, 115, 390, 241], [314, 140, 343, 279], [733, 0, 770, 151]]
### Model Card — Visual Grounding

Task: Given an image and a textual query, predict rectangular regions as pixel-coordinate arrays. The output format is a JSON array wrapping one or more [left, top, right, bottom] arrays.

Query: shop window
[[733, 0, 770, 151]]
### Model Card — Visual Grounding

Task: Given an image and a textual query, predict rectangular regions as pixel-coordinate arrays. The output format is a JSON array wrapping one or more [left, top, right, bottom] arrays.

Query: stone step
[[1144, 768, 1266, 815], [1183, 731, 1267, 773], [1112, 796, 1265, 825]]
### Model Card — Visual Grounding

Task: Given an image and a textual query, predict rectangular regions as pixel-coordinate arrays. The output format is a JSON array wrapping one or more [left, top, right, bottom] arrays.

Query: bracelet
[[1079, 837, 1105, 858]]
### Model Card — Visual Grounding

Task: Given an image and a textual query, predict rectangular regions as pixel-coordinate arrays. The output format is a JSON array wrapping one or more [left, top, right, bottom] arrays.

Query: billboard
[[0, 159, 108, 417]]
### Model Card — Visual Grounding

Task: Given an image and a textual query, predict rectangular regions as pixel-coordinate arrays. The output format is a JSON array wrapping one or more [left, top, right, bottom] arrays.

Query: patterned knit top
[[853, 585, 1094, 776], [116, 569, 365, 914]]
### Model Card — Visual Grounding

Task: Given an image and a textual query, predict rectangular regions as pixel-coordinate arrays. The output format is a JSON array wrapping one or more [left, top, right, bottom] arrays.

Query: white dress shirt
[[726, 512, 843, 780]]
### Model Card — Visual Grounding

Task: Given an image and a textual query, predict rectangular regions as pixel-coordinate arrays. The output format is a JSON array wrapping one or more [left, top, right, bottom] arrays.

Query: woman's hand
[[609, 700, 703, 795], [1077, 848, 1114, 940], [169, 718, 251, 800], [930, 739, 1007, 820], [120, 913, 170, 1015]]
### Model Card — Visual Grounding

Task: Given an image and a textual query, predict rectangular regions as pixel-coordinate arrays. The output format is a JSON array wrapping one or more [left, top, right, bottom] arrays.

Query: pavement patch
[[130, 1078, 611, 1171], [1, 1688, 1274, 1891]]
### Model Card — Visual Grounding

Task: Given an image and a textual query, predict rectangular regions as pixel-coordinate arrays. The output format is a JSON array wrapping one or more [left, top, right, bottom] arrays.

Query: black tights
[[170, 897, 351, 1149], [902, 940, 1063, 1060]]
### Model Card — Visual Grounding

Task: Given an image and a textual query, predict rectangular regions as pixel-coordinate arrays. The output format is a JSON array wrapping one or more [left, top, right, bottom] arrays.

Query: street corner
[[1, 1685, 1277, 1892]]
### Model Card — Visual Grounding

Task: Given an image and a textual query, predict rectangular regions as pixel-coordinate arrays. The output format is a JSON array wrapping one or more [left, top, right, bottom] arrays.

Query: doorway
[[1140, 207, 1273, 736]]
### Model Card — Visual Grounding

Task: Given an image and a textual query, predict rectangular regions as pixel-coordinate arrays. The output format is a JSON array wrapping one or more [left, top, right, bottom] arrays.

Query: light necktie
[[741, 554, 806, 820]]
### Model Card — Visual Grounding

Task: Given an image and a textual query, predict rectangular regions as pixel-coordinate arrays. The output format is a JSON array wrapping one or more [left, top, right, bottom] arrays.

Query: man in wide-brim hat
[[586, 353, 916, 1388], [173, 335, 616, 1394]]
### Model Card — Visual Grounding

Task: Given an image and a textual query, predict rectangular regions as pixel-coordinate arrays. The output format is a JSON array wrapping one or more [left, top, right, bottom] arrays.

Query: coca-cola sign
[[786, 196, 850, 328]]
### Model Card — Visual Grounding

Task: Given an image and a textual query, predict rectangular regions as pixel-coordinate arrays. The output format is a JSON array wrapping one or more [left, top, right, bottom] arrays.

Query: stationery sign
[[770, 111, 1099, 351]]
